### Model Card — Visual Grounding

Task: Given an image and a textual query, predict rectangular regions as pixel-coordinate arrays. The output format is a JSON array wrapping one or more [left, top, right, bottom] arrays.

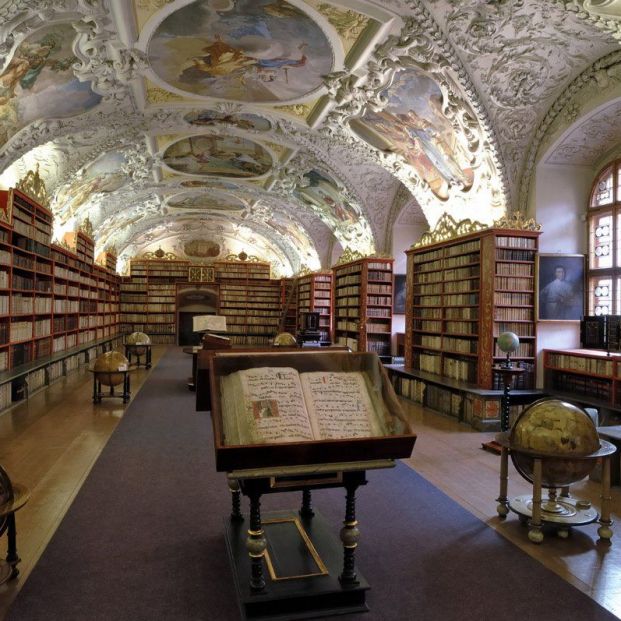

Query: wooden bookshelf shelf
[[332, 257, 393, 357], [405, 228, 539, 392], [296, 271, 333, 342]]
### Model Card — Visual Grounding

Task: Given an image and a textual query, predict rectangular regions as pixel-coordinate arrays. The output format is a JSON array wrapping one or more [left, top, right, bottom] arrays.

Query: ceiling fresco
[[162, 134, 273, 177], [0, 1, 618, 274], [146, 0, 334, 103]]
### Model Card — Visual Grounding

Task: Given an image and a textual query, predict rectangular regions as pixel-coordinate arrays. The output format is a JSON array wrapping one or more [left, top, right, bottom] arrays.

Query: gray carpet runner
[[5, 347, 617, 620]]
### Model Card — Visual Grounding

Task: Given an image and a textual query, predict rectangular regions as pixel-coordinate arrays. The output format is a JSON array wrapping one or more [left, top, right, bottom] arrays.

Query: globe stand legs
[[229, 479, 243, 523], [246, 491, 266, 592], [339, 482, 361, 586], [528, 459, 544, 543], [5, 513, 19, 580], [598, 456, 613, 542], [496, 446, 510, 518], [300, 489, 314, 518]]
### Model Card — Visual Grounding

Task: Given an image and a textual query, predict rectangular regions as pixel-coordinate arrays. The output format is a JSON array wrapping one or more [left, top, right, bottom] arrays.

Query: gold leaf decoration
[[413, 213, 487, 248], [134, 0, 176, 31], [142, 247, 177, 260], [224, 251, 264, 263], [335, 248, 366, 265], [493, 211, 542, 232], [274, 103, 314, 120], [78, 217, 94, 239], [16, 163, 49, 208], [315, 2, 370, 44], [146, 82, 187, 105]]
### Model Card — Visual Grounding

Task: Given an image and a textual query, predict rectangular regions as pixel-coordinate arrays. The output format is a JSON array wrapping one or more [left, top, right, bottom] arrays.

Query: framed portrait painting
[[394, 274, 406, 314], [536, 254, 585, 321]]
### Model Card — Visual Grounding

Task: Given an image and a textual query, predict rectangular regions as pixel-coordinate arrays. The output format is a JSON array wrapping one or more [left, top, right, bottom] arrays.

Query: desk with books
[[209, 351, 416, 619]]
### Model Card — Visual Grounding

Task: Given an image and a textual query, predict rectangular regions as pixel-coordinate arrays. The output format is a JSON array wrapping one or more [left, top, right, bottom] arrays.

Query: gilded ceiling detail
[[0, 0, 618, 273]]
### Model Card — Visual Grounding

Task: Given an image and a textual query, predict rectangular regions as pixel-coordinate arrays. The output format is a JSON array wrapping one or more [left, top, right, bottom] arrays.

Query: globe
[[509, 398, 601, 488], [93, 351, 129, 387], [497, 331, 520, 354], [272, 332, 297, 347], [126, 331, 151, 355]]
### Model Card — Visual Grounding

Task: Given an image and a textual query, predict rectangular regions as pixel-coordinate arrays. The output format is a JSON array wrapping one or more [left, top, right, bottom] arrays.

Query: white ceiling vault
[[0, 0, 619, 275]]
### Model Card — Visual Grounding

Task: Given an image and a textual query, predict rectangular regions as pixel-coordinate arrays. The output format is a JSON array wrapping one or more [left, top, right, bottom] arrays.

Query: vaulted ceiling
[[0, 0, 619, 275]]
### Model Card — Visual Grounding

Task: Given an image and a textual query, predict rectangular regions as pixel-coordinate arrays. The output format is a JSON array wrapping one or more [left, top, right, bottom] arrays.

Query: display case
[[209, 350, 416, 472]]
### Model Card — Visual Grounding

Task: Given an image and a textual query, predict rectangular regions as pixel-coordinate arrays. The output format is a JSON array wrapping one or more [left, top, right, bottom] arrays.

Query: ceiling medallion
[[16, 163, 49, 208]]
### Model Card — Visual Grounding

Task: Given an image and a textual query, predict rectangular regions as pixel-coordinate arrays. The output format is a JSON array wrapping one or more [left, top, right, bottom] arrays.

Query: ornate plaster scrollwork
[[553, 0, 621, 39]]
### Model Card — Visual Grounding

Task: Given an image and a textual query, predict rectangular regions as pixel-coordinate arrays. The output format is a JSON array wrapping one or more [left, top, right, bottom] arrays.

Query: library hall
[[3, 1, 621, 620]]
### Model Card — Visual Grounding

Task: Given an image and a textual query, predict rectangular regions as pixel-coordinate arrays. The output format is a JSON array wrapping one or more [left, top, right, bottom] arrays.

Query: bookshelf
[[119, 259, 189, 344], [333, 257, 393, 357], [543, 348, 621, 411], [0, 187, 122, 412], [297, 271, 333, 342], [217, 260, 280, 346], [405, 226, 539, 391], [279, 277, 298, 335]]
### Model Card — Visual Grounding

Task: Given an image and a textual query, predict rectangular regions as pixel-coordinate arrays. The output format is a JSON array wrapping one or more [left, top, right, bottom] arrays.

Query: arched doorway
[[176, 285, 219, 345]]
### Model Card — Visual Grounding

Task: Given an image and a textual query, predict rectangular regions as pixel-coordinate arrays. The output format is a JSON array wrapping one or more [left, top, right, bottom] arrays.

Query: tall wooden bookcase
[[405, 226, 540, 390], [216, 260, 280, 346], [279, 277, 298, 335], [0, 187, 122, 413], [297, 271, 333, 342], [333, 257, 393, 357]]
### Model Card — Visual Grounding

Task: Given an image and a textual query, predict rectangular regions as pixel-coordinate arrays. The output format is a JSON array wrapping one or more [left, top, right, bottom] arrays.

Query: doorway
[[176, 286, 219, 346]]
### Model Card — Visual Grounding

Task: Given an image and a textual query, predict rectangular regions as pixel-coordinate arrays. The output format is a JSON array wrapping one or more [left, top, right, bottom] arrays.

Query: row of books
[[494, 292, 533, 305], [546, 352, 612, 376], [496, 236, 536, 249], [547, 371, 611, 401], [495, 276, 533, 290], [335, 274, 361, 287], [367, 271, 392, 281], [367, 307, 391, 317], [496, 263, 534, 276], [367, 295, 391, 306]]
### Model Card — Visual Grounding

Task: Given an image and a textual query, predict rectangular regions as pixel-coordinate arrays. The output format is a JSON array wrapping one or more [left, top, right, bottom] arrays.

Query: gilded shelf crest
[[224, 251, 263, 263], [335, 248, 366, 265], [413, 213, 487, 248], [493, 211, 542, 232], [142, 247, 177, 260], [78, 217, 94, 239], [16, 164, 49, 208]]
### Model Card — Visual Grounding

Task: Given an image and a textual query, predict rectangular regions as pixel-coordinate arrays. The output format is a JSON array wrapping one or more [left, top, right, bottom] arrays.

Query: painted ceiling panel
[[0, 0, 617, 273]]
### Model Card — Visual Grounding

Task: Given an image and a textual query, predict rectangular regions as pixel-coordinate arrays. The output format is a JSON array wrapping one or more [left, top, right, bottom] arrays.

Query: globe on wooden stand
[[494, 331, 524, 432], [272, 332, 298, 347], [91, 351, 131, 403], [125, 332, 152, 369], [495, 398, 616, 543]]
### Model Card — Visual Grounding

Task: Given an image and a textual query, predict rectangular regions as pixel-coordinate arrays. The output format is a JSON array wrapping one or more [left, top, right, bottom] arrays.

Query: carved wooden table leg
[[246, 491, 266, 592], [528, 458, 544, 543], [496, 446, 510, 518], [6, 513, 19, 579], [300, 489, 314, 518], [339, 481, 360, 586], [598, 455, 613, 542], [229, 479, 243, 523]]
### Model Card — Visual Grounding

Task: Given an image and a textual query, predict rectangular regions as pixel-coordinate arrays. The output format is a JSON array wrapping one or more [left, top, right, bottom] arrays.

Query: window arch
[[588, 159, 621, 315]]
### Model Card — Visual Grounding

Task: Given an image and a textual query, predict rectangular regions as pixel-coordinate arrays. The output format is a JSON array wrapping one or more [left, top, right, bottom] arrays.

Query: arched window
[[588, 159, 621, 315]]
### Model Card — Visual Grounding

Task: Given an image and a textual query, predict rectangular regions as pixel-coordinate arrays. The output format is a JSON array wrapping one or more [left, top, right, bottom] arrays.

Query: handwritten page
[[300, 372, 382, 440], [237, 367, 314, 444]]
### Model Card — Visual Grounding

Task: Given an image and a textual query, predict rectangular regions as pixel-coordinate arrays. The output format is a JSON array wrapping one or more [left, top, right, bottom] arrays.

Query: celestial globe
[[497, 331, 520, 354], [509, 398, 600, 488], [93, 351, 129, 387], [126, 331, 151, 355], [272, 332, 298, 347]]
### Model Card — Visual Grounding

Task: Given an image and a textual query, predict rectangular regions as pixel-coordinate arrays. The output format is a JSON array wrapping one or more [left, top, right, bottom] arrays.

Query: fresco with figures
[[168, 191, 245, 211], [352, 68, 474, 201], [147, 0, 333, 103], [0, 23, 101, 146], [267, 215, 319, 268], [54, 151, 129, 224], [296, 170, 359, 226], [163, 135, 272, 177], [184, 110, 271, 131]]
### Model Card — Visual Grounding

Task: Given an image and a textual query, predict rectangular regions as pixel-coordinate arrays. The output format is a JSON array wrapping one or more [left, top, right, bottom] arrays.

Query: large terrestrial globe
[[126, 332, 151, 355], [497, 331, 520, 354], [509, 399, 600, 488], [93, 351, 129, 387]]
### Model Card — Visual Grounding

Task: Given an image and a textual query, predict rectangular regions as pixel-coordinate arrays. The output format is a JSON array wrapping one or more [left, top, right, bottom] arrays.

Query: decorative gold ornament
[[104, 244, 117, 256], [142, 247, 177, 260], [335, 248, 366, 265], [146, 82, 186, 105], [78, 217, 94, 239], [188, 265, 215, 283], [224, 251, 263, 263], [315, 3, 370, 44], [413, 213, 487, 248], [16, 163, 49, 208], [274, 103, 314, 120], [493, 211, 542, 232]]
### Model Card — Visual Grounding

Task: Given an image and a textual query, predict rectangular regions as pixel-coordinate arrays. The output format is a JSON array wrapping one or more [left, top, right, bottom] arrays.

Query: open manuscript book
[[220, 367, 391, 445]]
